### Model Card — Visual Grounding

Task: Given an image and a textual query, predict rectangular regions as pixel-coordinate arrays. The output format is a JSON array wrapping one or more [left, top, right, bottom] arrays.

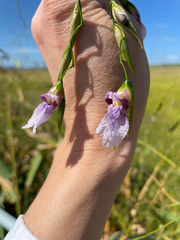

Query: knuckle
[[42, 0, 73, 22]]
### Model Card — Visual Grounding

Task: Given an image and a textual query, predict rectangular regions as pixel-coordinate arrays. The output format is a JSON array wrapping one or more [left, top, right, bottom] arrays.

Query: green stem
[[118, 23, 129, 80], [6, 90, 21, 216], [0, 225, 5, 239], [132, 215, 180, 240], [56, 0, 83, 134], [137, 139, 178, 169], [120, 59, 129, 80], [111, 205, 130, 235]]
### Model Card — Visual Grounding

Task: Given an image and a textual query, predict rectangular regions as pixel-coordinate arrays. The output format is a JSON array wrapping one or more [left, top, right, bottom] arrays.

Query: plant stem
[[111, 205, 130, 235], [137, 139, 178, 169], [132, 215, 180, 240], [6, 90, 21, 216], [120, 60, 129, 80]]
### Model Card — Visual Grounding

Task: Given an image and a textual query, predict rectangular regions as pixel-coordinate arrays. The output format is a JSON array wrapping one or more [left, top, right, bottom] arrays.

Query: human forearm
[[24, 132, 137, 240], [23, 0, 150, 239]]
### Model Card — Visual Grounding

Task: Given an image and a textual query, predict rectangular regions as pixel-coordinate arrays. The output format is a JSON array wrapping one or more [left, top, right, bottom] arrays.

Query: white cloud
[[163, 36, 178, 42], [167, 55, 179, 61], [11, 48, 40, 54], [156, 24, 168, 29]]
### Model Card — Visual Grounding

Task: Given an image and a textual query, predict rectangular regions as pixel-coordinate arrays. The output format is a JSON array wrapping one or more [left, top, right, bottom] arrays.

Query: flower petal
[[102, 114, 129, 147], [108, 104, 122, 119], [22, 103, 45, 129], [96, 109, 129, 147], [96, 113, 109, 137], [105, 92, 114, 105], [22, 102, 56, 134]]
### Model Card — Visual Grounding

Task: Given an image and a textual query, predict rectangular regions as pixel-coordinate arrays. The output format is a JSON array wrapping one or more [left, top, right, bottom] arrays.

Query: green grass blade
[[0, 177, 17, 204], [0, 225, 5, 240], [0, 159, 12, 180], [25, 152, 43, 189], [137, 139, 178, 169], [132, 215, 180, 240], [24, 152, 43, 211]]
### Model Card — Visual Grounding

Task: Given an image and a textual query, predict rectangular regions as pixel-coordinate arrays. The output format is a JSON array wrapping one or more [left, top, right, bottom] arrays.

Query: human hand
[[31, 0, 149, 169]]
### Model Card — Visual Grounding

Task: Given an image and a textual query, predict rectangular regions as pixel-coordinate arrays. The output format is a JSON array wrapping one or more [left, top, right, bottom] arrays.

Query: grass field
[[0, 66, 180, 239]]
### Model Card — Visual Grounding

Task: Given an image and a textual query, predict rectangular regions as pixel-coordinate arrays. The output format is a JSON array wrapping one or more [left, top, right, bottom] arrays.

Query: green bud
[[58, 44, 73, 81], [58, 98, 65, 136], [117, 80, 134, 136], [51, 81, 64, 98], [111, 0, 143, 49], [114, 24, 135, 75], [114, 24, 122, 48], [69, 2, 82, 47]]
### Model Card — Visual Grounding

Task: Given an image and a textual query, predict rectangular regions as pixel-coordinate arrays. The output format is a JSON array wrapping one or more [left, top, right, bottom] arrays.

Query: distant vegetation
[[0, 66, 180, 239]]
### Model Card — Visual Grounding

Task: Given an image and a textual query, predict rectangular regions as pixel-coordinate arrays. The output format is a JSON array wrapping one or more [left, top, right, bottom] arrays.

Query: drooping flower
[[96, 80, 134, 148], [22, 82, 63, 134]]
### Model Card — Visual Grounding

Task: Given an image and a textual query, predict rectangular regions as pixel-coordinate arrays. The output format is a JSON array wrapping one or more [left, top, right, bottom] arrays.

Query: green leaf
[[120, 23, 143, 49], [0, 176, 17, 204], [108, 231, 126, 240], [69, 2, 83, 47], [121, 37, 135, 75], [111, 0, 143, 49], [108, 232, 155, 240], [0, 159, 12, 180], [0, 225, 5, 239], [58, 44, 73, 81], [25, 152, 43, 189], [12, 57, 21, 69], [58, 98, 65, 136], [114, 24, 135, 75], [159, 211, 180, 222], [129, 234, 155, 240], [154, 101, 163, 115], [0, 48, 9, 60], [57, 0, 83, 82], [169, 118, 180, 132]]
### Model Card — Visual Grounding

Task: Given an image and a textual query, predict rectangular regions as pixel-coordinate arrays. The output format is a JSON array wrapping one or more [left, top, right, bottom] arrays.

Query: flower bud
[[58, 44, 72, 81], [114, 24, 135, 75], [114, 12, 127, 25], [111, 0, 143, 49], [69, 2, 82, 47], [117, 80, 134, 136], [41, 81, 64, 106], [51, 81, 64, 99]]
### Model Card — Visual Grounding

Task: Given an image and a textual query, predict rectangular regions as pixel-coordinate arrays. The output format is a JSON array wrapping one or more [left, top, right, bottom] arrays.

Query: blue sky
[[0, 0, 180, 68]]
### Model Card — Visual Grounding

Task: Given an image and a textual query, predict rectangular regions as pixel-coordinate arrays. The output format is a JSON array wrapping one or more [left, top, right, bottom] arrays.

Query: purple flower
[[96, 91, 130, 147], [22, 83, 63, 134]]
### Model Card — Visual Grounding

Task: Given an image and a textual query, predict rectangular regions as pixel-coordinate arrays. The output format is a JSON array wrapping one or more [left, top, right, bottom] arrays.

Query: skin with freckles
[[24, 0, 150, 239]]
